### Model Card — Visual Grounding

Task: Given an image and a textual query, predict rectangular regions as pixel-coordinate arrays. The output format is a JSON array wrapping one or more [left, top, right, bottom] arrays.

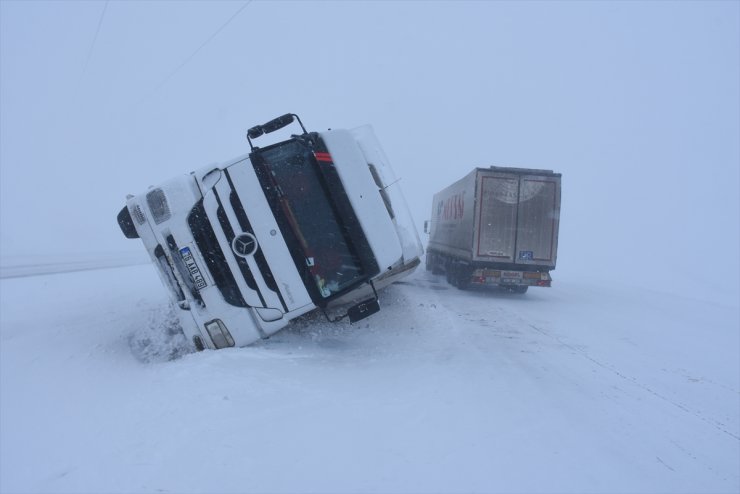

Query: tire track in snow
[[524, 321, 740, 442], [399, 275, 542, 368], [409, 271, 739, 443]]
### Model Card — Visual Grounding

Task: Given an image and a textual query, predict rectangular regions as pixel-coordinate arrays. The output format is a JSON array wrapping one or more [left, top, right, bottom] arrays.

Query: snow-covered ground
[[1, 259, 738, 494], [0, 252, 149, 280]]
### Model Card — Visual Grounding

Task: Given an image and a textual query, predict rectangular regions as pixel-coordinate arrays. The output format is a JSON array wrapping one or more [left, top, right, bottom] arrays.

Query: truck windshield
[[253, 137, 371, 302]]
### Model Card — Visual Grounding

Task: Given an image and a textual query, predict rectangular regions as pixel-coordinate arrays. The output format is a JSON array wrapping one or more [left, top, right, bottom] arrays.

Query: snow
[[1, 259, 737, 493], [0, 252, 148, 279], [1, 2, 738, 492]]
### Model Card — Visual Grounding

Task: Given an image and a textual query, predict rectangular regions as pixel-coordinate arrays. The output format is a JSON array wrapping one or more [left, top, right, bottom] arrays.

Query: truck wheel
[[446, 267, 457, 287], [431, 255, 444, 275], [455, 266, 472, 290]]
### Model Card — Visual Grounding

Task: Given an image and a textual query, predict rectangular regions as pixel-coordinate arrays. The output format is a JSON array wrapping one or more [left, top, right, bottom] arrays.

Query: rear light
[[473, 276, 486, 284], [536, 280, 551, 287], [205, 320, 235, 349]]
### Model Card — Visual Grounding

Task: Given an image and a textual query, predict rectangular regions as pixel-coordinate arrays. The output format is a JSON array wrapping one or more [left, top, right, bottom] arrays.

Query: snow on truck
[[117, 114, 423, 350], [425, 166, 561, 292]]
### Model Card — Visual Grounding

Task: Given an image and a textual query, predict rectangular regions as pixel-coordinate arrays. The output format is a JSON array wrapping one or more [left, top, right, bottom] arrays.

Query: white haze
[[1, 1, 738, 302], [1, 3, 739, 494]]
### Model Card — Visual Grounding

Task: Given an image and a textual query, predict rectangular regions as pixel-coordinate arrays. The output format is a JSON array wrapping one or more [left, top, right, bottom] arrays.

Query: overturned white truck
[[118, 114, 422, 349]]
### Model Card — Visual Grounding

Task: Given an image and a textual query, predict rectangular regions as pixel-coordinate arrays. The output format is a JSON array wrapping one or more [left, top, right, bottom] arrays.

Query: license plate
[[502, 278, 519, 285], [179, 247, 207, 290]]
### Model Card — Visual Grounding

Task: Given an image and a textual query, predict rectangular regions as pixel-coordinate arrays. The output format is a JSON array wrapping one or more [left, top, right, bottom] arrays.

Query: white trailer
[[118, 114, 422, 349], [425, 166, 561, 292]]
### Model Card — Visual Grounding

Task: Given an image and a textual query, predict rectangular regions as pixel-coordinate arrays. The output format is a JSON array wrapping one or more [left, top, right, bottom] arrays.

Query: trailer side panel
[[428, 169, 477, 260]]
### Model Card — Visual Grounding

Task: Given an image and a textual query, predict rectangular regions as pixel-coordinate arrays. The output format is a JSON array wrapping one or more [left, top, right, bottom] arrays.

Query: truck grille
[[222, 170, 287, 311], [227, 187, 284, 304], [187, 172, 288, 313], [187, 201, 247, 307], [214, 202, 265, 306]]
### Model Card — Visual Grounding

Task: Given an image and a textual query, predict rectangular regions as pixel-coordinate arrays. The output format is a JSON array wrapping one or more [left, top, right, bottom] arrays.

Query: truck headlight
[[146, 188, 171, 224], [204, 320, 235, 349]]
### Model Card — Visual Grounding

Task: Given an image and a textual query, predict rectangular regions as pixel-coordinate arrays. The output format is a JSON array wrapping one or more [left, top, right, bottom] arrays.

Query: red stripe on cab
[[314, 152, 332, 162]]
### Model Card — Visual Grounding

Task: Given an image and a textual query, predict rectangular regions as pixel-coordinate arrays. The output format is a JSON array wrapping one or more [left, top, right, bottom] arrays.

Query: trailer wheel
[[426, 253, 439, 273], [455, 266, 472, 290], [431, 254, 444, 275], [504, 285, 528, 294], [445, 266, 457, 287]]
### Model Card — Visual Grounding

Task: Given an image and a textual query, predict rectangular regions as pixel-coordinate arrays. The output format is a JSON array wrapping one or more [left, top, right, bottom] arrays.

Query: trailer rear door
[[514, 174, 560, 268], [474, 170, 520, 262]]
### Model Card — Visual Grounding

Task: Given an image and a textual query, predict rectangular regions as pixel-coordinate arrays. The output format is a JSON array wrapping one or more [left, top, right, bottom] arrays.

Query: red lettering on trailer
[[440, 192, 465, 221]]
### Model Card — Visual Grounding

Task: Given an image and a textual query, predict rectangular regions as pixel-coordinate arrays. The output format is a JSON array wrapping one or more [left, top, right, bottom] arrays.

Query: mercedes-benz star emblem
[[232, 232, 258, 258]]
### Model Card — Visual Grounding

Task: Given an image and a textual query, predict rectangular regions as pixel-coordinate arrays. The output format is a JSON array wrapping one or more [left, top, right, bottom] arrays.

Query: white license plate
[[180, 247, 207, 290]]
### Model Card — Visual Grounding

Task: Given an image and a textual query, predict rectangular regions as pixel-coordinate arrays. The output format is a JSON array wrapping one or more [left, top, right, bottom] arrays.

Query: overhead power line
[[76, 0, 109, 100], [145, 0, 253, 99], [82, 0, 109, 78]]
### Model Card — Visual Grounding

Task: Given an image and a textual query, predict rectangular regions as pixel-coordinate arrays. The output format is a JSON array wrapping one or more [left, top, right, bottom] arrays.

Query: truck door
[[475, 172, 520, 262], [514, 175, 560, 268]]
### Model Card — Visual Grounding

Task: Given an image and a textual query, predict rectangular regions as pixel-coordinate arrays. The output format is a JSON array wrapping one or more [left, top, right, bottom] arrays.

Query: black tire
[[431, 257, 444, 275], [455, 265, 472, 290], [446, 266, 457, 287], [426, 253, 444, 275]]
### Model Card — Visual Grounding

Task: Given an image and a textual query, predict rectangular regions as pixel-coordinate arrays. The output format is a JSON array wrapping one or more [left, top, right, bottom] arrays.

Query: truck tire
[[446, 266, 457, 287], [431, 254, 444, 275], [455, 266, 472, 290]]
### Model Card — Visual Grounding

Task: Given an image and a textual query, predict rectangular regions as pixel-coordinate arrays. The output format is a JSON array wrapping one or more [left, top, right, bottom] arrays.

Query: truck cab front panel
[[120, 116, 422, 348]]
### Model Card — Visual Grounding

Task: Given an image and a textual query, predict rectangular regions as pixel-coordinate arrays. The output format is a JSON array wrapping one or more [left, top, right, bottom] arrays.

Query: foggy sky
[[1, 1, 738, 299]]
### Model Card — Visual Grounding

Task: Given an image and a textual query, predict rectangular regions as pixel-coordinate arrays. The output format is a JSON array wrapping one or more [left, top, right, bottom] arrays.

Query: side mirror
[[423, 220, 430, 234], [247, 126, 264, 140], [261, 114, 294, 134], [246, 113, 309, 150]]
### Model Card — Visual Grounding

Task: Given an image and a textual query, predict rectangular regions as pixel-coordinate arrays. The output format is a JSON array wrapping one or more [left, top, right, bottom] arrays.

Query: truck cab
[[118, 114, 422, 349]]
